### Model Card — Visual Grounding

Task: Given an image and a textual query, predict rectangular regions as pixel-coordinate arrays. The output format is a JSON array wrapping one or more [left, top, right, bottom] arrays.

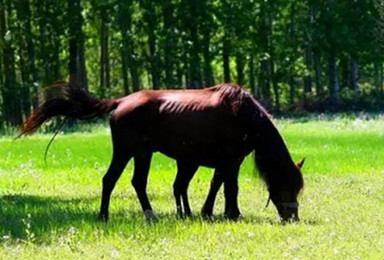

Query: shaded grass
[[0, 117, 384, 259]]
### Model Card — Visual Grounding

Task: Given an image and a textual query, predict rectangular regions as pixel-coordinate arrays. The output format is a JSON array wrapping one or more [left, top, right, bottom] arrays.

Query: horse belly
[[145, 106, 252, 166], [153, 135, 252, 168]]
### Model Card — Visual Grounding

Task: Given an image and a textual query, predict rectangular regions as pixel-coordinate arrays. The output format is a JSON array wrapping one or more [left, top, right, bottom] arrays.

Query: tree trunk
[[329, 51, 340, 106], [202, 34, 214, 87], [188, 0, 201, 89], [1, 0, 22, 125], [374, 62, 381, 96], [141, 0, 160, 89], [313, 50, 322, 96], [176, 61, 183, 88], [223, 34, 230, 83], [118, 1, 140, 93], [51, 10, 61, 81], [68, 0, 78, 78], [130, 65, 140, 92], [268, 10, 279, 112], [340, 56, 350, 90], [304, 45, 312, 95], [249, 53, 256, 97], [183, 51, 190, 88], [380, 63, 383, 95], [118, 1, 130, 94], [148, 29, 160, 89], [77, 1, 88, 90], [25, 0, 36, 107], [38, 2, 50, 85], [258, 3, 271, 102], [350, 59, 358, 101], [69, 0, 88, 88], [311, 3, 322, 97], [304, 0, 314, 97], [236, 53, 245, 86], [120, 47, 129, 95], [100, 7, 110, 98], [0, 0, 8, 123], [15, 0, 35, 116], [288, 1, 296, 104], [201, 2, 214, 87], [260, 59, 270, 101], [327, 0, 339, 107], [161, 0, 175, 87], [271, 61, 280, 112], [16, 41, 31, 119]]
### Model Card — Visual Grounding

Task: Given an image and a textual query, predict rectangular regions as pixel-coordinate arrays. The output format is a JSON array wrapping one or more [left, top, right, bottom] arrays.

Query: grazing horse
[[20, 81, 304, 222]]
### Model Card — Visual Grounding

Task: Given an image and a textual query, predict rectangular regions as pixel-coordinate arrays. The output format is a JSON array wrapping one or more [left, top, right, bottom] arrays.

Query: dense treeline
[[0, 0, 383, 128]]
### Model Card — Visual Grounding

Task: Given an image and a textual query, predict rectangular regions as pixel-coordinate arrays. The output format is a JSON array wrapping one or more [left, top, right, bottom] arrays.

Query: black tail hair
[[20, 80, 117, 135]]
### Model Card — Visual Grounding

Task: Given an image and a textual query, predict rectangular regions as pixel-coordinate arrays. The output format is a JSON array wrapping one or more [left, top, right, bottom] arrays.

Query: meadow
[[0, 114, 383, 259]]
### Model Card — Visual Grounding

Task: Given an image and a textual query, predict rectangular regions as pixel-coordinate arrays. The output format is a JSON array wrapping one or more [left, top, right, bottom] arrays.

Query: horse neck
[[250, 116, 295, 188], [254, 119, 292, 164]]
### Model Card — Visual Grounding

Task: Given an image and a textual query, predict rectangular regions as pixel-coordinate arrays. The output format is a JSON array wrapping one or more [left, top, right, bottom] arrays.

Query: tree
[[201, 0, 215, 87], [0, 0, 22, 125], [15, 0, 36, 115], [68, 0, 88, 89], [99, 2, 111, 97], [140, 0, 161, 89]]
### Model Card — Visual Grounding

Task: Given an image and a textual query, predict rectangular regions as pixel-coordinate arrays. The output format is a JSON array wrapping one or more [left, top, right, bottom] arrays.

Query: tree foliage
[[0, 0, 383, 127]]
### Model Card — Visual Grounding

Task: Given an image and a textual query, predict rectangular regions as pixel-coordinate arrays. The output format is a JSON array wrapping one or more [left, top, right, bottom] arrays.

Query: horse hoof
[[177, 213, 186, 220], [98, 214, 108, 222], [201, 212, 215, 221], [225, 213, 243, 221], [145, 209, 158, 223], [201, 208, 213, 218]]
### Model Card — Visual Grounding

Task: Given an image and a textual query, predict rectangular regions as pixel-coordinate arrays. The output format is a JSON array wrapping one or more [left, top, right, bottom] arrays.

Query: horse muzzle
[[278, 202, 299, 222]]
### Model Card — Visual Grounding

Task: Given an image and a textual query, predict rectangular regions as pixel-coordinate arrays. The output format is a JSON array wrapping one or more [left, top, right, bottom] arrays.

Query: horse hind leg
[[99, 120, 135, 222], [99, 152, 132, 222], [131, 151, 157, 222], [173, 161, 198, 218]]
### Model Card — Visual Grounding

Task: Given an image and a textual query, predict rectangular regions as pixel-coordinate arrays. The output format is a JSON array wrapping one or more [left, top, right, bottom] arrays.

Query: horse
[[20, 80, 304, 222]]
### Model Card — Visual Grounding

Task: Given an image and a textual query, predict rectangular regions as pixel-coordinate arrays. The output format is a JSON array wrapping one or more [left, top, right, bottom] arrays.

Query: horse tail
[[20, 80, 118, 136]]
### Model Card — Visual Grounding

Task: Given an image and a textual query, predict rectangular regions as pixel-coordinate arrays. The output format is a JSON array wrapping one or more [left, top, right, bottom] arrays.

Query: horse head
[[267, 158, 305, 222]]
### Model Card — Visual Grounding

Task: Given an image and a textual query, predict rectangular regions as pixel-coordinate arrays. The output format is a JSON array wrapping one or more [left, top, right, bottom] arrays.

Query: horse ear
[[296, 157, 305, 169]]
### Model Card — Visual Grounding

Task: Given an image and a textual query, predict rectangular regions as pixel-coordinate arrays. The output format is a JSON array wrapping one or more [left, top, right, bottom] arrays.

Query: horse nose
[[280, 209, 299, 222]]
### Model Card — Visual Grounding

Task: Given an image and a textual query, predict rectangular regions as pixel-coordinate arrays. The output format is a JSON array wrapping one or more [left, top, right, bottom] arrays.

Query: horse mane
[[210, 83, 245, 98], [208, 84, 251, 115]]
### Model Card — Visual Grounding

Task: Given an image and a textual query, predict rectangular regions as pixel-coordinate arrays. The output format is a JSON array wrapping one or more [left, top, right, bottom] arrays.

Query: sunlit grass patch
[[0, 116, 384, 259]]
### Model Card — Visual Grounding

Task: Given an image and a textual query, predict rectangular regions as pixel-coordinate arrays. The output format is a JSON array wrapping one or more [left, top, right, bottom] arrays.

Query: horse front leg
[[131, 151, 157, 222], [223, 162, 242, 220], [201, 169, 223, 219]]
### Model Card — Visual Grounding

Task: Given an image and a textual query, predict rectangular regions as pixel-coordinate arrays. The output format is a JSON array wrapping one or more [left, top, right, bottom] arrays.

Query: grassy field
[[0, 115, 383, 259]]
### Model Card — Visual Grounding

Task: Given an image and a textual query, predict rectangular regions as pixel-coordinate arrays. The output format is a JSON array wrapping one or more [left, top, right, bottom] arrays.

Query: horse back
[[111, 88, 230, 124]]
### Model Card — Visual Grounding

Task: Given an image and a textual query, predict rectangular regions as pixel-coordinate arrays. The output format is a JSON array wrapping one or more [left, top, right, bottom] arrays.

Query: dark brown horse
[[20, 81, 304, 222]]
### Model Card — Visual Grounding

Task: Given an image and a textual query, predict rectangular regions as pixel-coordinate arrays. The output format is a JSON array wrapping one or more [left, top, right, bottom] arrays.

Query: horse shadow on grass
[[0, 194, 321, 242], [0, 194, 102, 240]]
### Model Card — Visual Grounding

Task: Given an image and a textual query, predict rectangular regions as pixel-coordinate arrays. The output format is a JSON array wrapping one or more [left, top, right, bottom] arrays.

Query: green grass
[[0, 116, 384, 259]]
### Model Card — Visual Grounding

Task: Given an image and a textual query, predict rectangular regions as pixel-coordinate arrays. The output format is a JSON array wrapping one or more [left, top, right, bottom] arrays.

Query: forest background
[[0, 0, 383, 129]]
